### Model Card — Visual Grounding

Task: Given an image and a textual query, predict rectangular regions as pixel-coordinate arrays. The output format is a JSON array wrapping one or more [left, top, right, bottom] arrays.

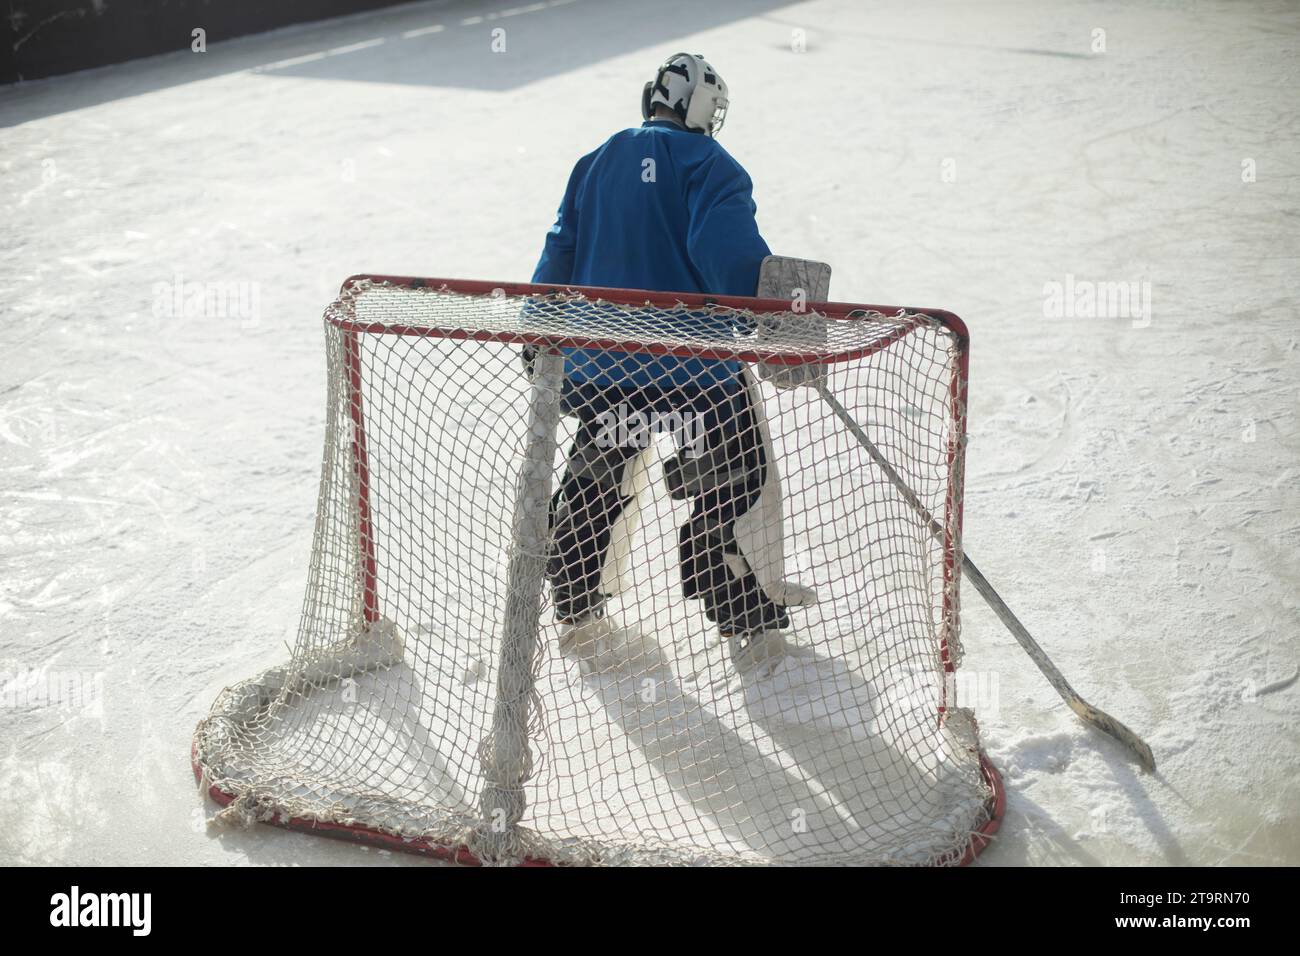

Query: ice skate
[[724, 627, 790, 678], [558, 613, 658, 672]]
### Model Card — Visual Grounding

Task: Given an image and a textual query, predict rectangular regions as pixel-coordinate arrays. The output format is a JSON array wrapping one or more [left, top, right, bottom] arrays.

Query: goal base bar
[[193, 743, 1005, 867]]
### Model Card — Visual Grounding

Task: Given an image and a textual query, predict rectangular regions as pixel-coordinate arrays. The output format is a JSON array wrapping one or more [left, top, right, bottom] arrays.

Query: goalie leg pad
[[679, 518, 791, 633], [672, 381, 792, 633], [730, 367, 819, 608], [547, 385, 645, 622]]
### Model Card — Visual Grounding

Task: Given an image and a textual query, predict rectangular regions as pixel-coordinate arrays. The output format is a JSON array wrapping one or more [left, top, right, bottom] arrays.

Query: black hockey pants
[[547, 377, 790, 635]]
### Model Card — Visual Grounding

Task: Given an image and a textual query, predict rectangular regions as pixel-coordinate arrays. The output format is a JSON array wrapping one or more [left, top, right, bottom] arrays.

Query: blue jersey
[[531, 120, 771, 387]]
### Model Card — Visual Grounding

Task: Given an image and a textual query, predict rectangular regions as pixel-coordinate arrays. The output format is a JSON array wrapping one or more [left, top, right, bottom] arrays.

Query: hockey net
[[193, 275, 1003, 865]]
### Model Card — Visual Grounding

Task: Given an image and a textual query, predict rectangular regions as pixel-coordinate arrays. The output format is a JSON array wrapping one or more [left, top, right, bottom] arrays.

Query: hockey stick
[[815, 381, 1157, 772]]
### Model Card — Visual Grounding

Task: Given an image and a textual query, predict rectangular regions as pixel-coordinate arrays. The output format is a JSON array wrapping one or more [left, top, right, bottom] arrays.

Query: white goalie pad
[[732, 365, 818, 607], [597, 444, 654, 597]]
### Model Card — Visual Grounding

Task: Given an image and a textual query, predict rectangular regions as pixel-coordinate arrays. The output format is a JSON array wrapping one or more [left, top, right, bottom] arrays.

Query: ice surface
[[1, 0, 1297, 865]]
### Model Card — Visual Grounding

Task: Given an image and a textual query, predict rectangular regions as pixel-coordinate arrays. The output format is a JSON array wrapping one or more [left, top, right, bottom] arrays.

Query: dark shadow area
[[0, 0, 805, 128], [580, 640, 989, 864], [0, 0, 407, 84]]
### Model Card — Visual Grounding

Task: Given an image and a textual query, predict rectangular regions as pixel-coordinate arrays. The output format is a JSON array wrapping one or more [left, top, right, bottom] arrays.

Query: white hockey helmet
[[641, 53, 729, 137]]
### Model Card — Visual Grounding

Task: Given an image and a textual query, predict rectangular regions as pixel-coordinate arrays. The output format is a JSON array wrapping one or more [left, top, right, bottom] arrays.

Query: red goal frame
[[195, 275, 1003, 866]]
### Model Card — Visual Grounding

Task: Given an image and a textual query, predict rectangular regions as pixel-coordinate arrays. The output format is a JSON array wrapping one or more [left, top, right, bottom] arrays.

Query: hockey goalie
[[530, 52, 815, 675]]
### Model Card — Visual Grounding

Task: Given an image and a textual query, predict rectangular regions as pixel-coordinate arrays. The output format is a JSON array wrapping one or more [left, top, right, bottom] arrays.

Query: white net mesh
[[194, 277, 1000, 866]]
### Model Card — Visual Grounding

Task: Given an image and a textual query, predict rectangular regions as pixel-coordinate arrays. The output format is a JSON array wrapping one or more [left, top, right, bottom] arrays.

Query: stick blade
[[1070, 698, 1157, 771]]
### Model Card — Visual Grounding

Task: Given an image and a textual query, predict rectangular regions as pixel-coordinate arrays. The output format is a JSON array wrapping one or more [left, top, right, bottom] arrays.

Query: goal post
[[193, 275, 1004, 866]]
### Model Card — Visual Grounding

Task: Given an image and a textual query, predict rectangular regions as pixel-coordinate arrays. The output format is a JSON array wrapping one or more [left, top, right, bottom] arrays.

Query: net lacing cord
[[194, 278, 990, 866]]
